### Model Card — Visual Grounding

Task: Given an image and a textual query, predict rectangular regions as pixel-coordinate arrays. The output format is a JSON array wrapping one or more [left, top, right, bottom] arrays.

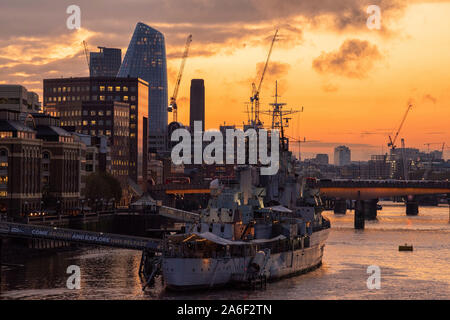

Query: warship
[[160, 167, 331, 290], [142, 82, 330, 290]]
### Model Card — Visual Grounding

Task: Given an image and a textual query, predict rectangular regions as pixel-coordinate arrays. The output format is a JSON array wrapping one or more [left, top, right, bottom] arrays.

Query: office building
[[190, 79, 205, 131], [315, 154, 329, 165], [43, 77, 148, 186], [334, 146, 351, 166], [0, 85, 41, 113], [89, 47, 122, 77], [118, 22, 168, 152]]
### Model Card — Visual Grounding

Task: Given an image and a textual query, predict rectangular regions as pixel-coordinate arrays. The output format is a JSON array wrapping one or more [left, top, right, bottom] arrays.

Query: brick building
[[0, 110, 85, 217]]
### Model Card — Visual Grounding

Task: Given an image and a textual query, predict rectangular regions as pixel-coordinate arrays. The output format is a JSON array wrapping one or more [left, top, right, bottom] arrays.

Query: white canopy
[[266, 205, 293, 213], [192, 232, 286, 246]]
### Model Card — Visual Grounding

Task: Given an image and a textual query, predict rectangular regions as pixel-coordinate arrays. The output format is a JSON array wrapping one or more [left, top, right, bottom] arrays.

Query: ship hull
[[162, 228, 330, 290]]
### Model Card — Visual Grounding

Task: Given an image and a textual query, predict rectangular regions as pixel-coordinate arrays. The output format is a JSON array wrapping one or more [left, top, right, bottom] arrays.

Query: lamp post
[[57, 200, 61, 219], [81, 199, 85, 217], [24, 201, 28, 221], [112, 198, 116, 213]]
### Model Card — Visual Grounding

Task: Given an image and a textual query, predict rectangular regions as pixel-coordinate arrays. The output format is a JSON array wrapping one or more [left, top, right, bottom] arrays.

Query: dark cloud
[[312, 39, 382, 78], [255, 61, 291, 81], [0, 0, 407, 39]]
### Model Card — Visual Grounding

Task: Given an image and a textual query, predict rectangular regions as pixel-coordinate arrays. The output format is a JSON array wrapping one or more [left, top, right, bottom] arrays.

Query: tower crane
[[249, 29, 278, 128], [388, 104, 413, 151], [168, 34, 192, 123], [424, 142, 443, 153], [82, 41, 90, 71]]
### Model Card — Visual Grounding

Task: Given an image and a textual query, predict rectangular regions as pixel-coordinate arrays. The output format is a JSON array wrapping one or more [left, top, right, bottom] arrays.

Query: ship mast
[[261, 81, 300, 151]]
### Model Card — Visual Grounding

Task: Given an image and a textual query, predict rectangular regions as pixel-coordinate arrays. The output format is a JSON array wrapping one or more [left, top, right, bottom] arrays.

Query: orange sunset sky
[[0, 0, 449, 161]]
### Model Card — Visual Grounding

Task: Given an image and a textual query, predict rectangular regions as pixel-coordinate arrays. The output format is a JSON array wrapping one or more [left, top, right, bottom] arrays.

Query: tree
[[84, 172, 122, 205]]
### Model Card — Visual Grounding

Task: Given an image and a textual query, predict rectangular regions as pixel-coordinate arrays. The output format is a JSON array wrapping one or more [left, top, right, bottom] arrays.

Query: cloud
[[255, 61, 291, 82], [299, 141, 379, 150], [312, 39, 382, 78], [321, 82, 339, 93]]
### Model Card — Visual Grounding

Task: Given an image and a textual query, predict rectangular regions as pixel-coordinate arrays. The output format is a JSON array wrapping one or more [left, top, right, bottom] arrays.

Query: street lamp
[[24, 201, 28, 219], [81, 199, 85, 217], [57, 200, 61, 219]]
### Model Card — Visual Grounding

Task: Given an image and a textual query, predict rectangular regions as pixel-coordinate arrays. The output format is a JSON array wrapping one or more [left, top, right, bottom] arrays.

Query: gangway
[[0, 222, 161, 252], [158, 205, 200, 223]]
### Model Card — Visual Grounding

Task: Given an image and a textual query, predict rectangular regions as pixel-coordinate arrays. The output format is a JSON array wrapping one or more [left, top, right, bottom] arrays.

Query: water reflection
[[1, 202, 449, 299]]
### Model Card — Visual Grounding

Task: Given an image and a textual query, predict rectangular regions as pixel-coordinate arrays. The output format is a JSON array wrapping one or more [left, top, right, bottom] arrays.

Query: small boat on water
[[399, 244, 413, 251]]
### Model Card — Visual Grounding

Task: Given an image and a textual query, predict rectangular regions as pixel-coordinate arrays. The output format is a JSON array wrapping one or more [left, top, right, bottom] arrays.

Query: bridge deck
[[317, 180, 450, 200], [0, 221, 161, 252]]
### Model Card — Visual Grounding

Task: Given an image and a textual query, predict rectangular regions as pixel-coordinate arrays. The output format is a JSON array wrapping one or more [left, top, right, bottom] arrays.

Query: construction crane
[[82, 40, 90, 71], [424, 142, 443, 153], [168, 34, 192, 123], [249, 29, 278, 128], [388, 104, 413, 150]]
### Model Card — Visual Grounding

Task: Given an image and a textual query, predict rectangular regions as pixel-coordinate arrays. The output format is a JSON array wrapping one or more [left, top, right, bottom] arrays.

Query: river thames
[[1, 202, 449, 300]]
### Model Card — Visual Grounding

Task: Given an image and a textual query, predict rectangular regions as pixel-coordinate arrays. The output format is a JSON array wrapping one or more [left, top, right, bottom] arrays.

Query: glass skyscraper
[[118, 22, 168, 152], [90, 47, 122, 77]]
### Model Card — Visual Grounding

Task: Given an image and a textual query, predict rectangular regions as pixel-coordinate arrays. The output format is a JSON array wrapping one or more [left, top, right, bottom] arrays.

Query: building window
[[90, 111, 96, 116], [99, 86, 105, 92], [115, 86, 121, 92], [107, 86, 113, 92]]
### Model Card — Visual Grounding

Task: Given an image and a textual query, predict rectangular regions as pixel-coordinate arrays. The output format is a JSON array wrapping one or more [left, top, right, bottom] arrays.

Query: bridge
[[148, 183, 210, 195], [150, 179, 450, 230], [316, 179, 450, 229], [318, 179, 450, 200]]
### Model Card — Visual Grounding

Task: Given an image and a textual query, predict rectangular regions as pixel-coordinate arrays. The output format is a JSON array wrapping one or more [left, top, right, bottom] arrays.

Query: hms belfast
[[144, 83, 331, 290]]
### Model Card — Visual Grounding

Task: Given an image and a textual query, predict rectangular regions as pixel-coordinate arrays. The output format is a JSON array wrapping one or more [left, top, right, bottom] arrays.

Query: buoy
[[399, 243, 413, 251]]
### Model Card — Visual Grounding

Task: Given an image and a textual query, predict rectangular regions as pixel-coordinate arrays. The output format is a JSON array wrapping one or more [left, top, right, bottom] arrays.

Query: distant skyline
[[1, 0, 449, 160]]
